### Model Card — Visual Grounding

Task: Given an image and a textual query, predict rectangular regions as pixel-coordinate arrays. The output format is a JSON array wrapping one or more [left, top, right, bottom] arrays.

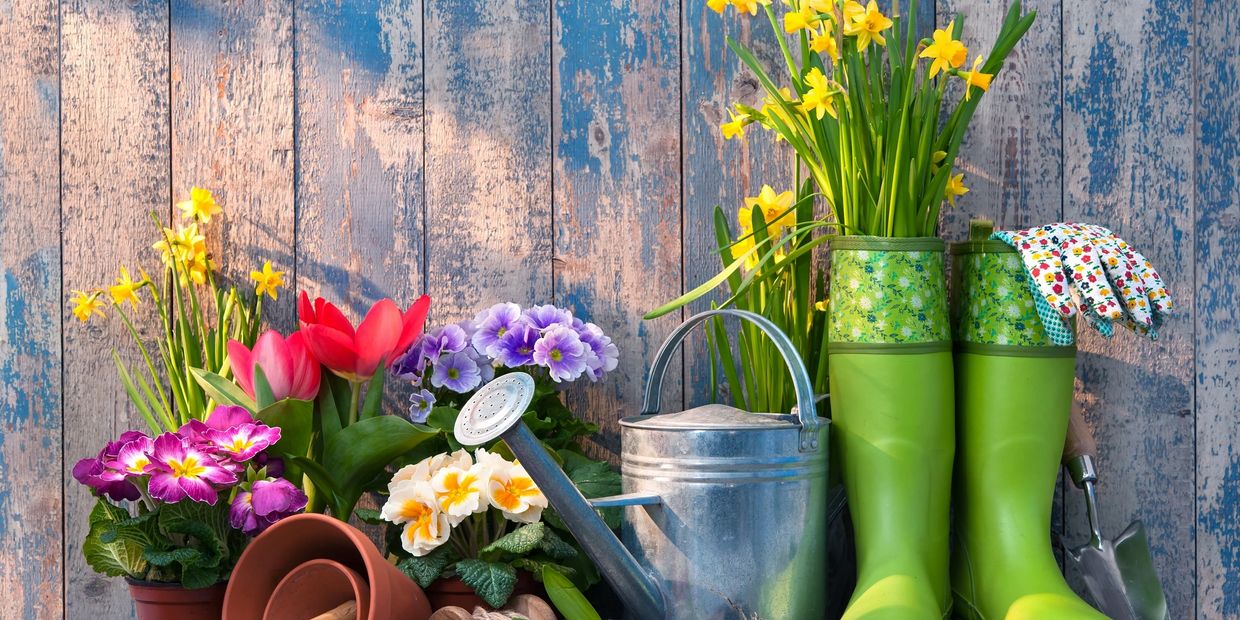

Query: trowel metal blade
[[1069, 521, 1169, 620], [1112, 521, 1170, 620]]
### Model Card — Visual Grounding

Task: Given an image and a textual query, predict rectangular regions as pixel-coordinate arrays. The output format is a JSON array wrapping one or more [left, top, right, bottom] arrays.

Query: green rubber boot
[[949, 238, 1107, 620], [828, 237, 955, 620]]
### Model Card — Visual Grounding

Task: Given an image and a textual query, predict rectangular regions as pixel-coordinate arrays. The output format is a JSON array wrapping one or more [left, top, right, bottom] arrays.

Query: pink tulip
[[228, 330, 321, 402]]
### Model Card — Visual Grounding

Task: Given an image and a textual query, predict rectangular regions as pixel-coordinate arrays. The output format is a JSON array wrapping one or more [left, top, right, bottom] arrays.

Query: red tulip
[[297, 291, 431, 381], [228, 330, 321, 402]]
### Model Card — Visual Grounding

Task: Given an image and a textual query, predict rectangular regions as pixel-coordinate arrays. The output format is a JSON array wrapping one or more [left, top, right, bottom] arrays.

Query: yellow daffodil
[[176, 187, 222, 223], [958, 54, 993, 100], [153, 223, 206, 266], [707, 0, 729, 13], [945, 172, 969, 206], [721, 108, 750, 141], [784, 3, 818, 33], [843, 0, 893, 51], [743, 185, 797, 233], [70, 290, 106, 323], [810, 25, 839, 61], [250, 260, 286, 300], [108, 267, 142, 307], [842, 0, 865, 22], [814, 299, 829, 312], [731, 228, 759, 271], [919, 21, 968, 78], [731, 0, 770, 16], [798, 67, 837, 120]]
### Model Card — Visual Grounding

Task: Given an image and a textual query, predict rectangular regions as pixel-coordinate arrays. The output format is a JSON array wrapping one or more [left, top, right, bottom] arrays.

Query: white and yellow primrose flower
[[487, 460, 548, 524], [431, 463, 490, 526], [381, 480, 450, 557], [388, 448, 473, 492]]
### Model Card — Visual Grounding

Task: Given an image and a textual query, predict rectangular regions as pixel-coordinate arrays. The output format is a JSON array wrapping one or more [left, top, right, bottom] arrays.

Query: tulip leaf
[[252, 365, 276, 410], [455, 559, 517, 609], [360, 361, 386, 420], [190, 367, 256, 413], [290, 455, 341, 513], [315, 369, 343, 443], [254, 398, 314, 483], [322, 415, 438, 518], [542, 564, 602, 620]]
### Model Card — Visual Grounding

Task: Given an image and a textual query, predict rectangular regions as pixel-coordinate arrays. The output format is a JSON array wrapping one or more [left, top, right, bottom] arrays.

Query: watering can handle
[[640, 309, 822, 452]]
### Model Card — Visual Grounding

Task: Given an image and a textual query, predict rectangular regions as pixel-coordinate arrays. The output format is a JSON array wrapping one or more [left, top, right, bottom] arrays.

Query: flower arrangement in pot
[[365, 302, 622, 618], [647, 2, 1038, 618]]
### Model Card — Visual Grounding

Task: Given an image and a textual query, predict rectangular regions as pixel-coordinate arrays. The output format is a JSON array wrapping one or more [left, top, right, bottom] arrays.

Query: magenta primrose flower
[[71, 430, 149, 501], [106, 435, 155, 477], [229, 477, 308, 536], [146, 433, 238, 505], [203, 422, 282, 462], [179, 404, 256, 441]]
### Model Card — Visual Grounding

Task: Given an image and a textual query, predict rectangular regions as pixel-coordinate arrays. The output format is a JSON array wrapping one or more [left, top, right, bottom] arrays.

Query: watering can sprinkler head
[[454, 372, 667, 619]]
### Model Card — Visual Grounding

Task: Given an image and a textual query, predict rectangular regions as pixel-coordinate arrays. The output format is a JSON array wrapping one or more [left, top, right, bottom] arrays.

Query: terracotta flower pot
[[127, 579, 226, 620], [224, 513, 431, 620], [262, 559, 370, 620], [425, 571, 541, 612]]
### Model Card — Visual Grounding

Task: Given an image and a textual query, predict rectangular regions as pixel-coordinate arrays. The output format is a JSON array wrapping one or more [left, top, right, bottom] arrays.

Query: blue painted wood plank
[[555, 0, 682, 458], [1062, 2, 1195, 616], [423, 0, 551, 323], [60, 0, 171, 614], [0, 1, 62, 617], [681, 2, 794, 408], [171, 0, 296, 329], [295, 0, 426, 321], [1195, 0, 1240, 616]]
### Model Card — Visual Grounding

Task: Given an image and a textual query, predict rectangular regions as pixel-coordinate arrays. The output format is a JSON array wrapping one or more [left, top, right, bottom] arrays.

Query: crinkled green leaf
[[353, 507, 384, 526], [180, 563, 222, 590], [455, 559, 517, 609], [159, 501, 230, 568], [542, 564, 601, 620], [397, 544, 455, 589], [143, 547, 202, 568], [538, 526, 577, 561], [482, 523, 546, 558], [83, 499, 148, 578]]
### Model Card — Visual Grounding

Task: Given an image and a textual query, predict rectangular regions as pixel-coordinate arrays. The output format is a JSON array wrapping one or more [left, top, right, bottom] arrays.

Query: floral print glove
[[991, 223, 1172, 346]]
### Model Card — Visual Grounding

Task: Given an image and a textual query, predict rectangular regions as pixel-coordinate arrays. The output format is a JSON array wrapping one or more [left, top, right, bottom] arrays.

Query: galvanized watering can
[[454, 309, 830, 619]]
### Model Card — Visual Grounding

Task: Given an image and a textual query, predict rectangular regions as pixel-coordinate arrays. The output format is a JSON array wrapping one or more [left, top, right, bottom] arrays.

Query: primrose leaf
[[455, 559, 518, 609], [397, 544, 455, 589], [83, 499, 149, 578], [481, 522, 546, 557]]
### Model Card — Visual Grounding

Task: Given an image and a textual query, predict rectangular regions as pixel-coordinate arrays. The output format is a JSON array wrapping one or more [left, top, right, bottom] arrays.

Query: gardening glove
[[991, 223, 1172, 346]]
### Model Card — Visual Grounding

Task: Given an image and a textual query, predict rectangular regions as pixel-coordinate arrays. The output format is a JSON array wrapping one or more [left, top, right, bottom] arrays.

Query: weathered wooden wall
[[0, 0, 1235, 617]]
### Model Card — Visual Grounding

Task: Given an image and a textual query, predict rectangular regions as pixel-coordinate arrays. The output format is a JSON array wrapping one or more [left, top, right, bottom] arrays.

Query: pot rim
[[828, 235, 945, 252], [125, 577, 228, 589]]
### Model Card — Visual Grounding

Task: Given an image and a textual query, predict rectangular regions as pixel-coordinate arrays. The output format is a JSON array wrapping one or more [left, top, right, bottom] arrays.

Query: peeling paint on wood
[[295, 0, 426, 319], [554, 0, 682, 459], [681, 0, 793, 408], [0, 1, 62, 617], [171, 0, 296, 329], [1195, 0, 1240, 617], [424, 0, 551, 322], [1062, 1, 1196, 616], [60, 0, 171, 615]]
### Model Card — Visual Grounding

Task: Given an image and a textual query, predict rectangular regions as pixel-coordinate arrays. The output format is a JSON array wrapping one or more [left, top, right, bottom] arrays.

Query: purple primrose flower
[[522, 304, 573, 331], [146, 432, 238, 505], [408, 388, 437, 423], [229, 477, 308, 536], [496, 323, 540, 368], [533, 324, 590, 382], [431, 351, 483, 393], [578, 322, 619, 381], [471, 302, 522, 357]]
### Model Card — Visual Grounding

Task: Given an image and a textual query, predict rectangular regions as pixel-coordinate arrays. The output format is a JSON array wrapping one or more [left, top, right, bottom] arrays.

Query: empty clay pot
[[262, 559, 370, 620], [224, 513, 431, 620], [127, 579, 226, 620], [424, 571, 541, 612]]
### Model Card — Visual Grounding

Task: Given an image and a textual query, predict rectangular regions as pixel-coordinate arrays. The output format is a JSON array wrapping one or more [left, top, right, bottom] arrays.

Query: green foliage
[[252, 397, 314, 482], [482, 523, 548, 557], [397, 545, 456, 589], [82, 497, 241, 589], [455, 559, 518, 609], [542, 565, 602, 620], [83, 499, 150, 579]]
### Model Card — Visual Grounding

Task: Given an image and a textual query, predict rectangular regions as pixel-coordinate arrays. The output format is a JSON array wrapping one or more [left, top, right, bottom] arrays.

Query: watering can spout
[[454, 373, 667, 619]]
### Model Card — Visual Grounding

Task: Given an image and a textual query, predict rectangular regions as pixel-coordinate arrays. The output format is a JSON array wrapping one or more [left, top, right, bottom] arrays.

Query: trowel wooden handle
[[1063, 400, 1098, 463], [309, 600, 357, 620]]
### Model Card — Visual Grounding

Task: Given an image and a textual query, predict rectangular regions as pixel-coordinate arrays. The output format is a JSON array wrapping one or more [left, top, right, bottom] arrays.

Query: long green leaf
[[190, 367, 256, 413], [542, 565, 602, 620], [254, 398, 314, 482], [322, 416, 438, 518]]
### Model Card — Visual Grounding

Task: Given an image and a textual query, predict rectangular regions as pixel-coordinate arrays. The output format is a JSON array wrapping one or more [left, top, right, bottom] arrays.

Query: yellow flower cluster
[[68, 187, 285, 323], [731, 185, 796, 271], [714, 2, 994, 142]]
